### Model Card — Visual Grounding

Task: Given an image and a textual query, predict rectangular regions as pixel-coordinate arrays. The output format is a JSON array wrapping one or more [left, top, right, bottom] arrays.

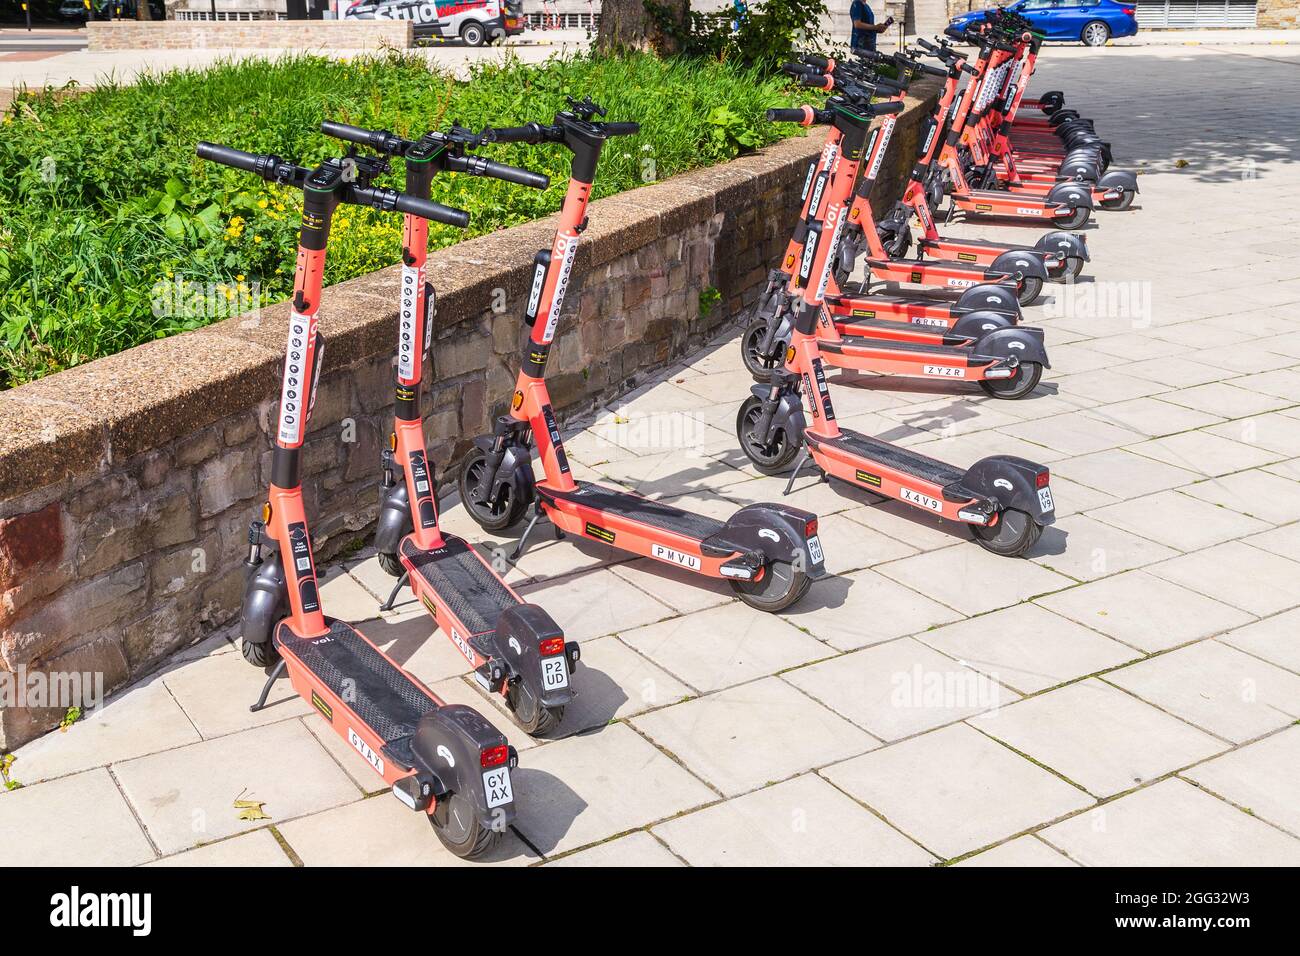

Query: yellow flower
[[236, 274, 245, 281], [253, 235, 263, 244], [257, 198, 269, 209]]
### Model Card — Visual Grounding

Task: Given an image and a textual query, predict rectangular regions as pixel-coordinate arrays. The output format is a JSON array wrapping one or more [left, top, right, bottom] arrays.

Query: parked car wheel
[[1081, 21, 1111, 46], [460, 21, 487, 46]]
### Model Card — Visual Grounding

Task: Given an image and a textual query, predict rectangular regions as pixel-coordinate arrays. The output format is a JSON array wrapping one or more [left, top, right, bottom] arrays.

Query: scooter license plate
[[1038, 486, 1055, 513], [807, 535, 824, 565], [483, 767, 514, 808], [541, 656, 569, 691]]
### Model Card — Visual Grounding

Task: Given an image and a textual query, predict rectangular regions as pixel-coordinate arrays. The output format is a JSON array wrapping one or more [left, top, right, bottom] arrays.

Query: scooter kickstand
[[380, 571, 410, 612], [510, 506, 544, 562], [249, 658, 287, 713], [783, 447, 810, 496]]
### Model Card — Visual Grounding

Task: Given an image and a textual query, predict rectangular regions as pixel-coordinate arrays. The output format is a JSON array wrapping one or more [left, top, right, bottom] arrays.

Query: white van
[[338, 0, 526, 46]]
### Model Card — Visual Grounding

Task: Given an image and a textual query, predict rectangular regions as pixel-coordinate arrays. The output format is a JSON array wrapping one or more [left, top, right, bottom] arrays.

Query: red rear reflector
[[480, 745, 509, 769], [1122, 6, 1135, 13], [805, 518, 818, 538], [539, 637, 565, 656], [1036, 471, 1051, 488]]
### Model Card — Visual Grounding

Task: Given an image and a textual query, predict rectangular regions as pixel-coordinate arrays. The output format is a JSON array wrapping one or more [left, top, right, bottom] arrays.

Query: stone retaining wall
[[0, 78, 940, 750], [1259, 0, 1300, 28], [86, 20, 414, 51]]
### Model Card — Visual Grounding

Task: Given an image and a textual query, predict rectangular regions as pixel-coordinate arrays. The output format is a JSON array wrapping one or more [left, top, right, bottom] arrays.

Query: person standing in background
[[850, 0, 894, 54]]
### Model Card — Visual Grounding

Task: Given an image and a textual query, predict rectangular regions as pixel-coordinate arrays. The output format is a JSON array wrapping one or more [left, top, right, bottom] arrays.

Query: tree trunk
[[137, 0, 153, 19], [596, 0, 688, 56]]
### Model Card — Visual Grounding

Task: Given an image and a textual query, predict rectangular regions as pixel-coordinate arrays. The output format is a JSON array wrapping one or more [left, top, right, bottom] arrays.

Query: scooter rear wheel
[[1100, 190, 1135, 211], [969, 508, 1042, 557], [736, 396, 802, 475], [742, 315, 785, 382], [458, 448, 529, 532], [432, 792, 500, 859], [1016, 276, 1043, 307], [506, 680, 565, 737], [1065, 255, 1086, 280], [979, 361, 1043, 400], [1058, 206, 1091, 230], [731, 560, 812, 612]]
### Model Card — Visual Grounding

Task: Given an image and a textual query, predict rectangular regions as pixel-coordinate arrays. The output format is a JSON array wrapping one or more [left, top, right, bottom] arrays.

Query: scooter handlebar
[[766, 106, 832, 126], [485, 122, 547, 144], [320, 120, 408, 155], [603, 121, 641, 137], [393, 193, 471, 229], [872, 100, 907, 116], [452, 154, 550, 190], [797, 73, 835, 91], [196, 141, 271, 175]]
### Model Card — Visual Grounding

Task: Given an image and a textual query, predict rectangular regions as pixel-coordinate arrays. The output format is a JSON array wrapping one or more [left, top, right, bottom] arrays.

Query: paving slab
[[877, 546, 1073, 617], [276, 794, 536, 866], [1049, 447, 1201, 498], [807, 511, 919, 575], [112, 720, 362, 855], [518, 566, 675, 642], [1030, 513, 1178, 581], [1080, 396, 1225, 438], [1146, 541, 1300, 616], [608, 557, 735, 614], [619, 602, 830, 694], [654, 773, 936, 867], [510, 723, 716, 856], [954, 835, 1077, 867], [1086, 489, 1272, 552], [779, 567, 962, 651], [784, 637, 1013, 741], [1105, 640, 1300, 743], [160, 645, 310, 739], [1128, 431, 1283, 476], [1218, 608, 1300, 673], [1036, 570, 1254, 652], [0, 768, 155, 867], [918, 603, 1138, 695], [545, 831, 684, 867], [632, 677, 878, 797], [1002, 412, 1147, 457], [821, 723, 1093, 860], [146, 828, 292, 868], [1039, 778, 1300, 867], [13, 674, 200, 784], [975, 679, 1227, 798], [1181, 727, 1300, 837], [1181, 469, 1300, 525], [1243, 522, 1300, 563]]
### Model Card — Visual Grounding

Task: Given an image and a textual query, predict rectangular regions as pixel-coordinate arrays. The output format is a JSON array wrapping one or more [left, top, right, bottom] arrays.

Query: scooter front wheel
[[377, 550, 403, 577], [736, 396, 802, 475], [979, 362, 1043, 400], [741, 315, 785, 382], [431, 792, 501, 859], [241, 638, 280, 668], [969, 508, 1042, 557], [1016, 276, 1043, 307], [730, 560, 812, 612], [457, 448, 529, 532]]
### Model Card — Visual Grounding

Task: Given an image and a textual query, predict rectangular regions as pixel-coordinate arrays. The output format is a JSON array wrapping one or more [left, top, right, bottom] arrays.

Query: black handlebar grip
[[873, 100, 907, 116], [320, 120, 374, 145], [487, 123, 542, 143], [603, 121, 640, 137], [916, 37, 938, 52], [801, 53, 831, 70], [196, 141, 263, 174], [393, 193, 471, 229], [767, 107, 809, 123], [921, 62, 948, 77], [797, 73, 834, 91], [482, 159, 550, 190]]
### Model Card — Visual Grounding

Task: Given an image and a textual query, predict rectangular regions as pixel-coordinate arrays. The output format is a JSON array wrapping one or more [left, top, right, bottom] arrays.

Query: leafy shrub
[[0, 50, 806, 388], [646, 0, 830, 72]]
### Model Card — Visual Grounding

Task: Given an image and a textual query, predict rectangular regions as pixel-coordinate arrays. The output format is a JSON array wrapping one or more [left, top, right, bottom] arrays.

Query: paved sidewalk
[[4, 46, 1300, 867]]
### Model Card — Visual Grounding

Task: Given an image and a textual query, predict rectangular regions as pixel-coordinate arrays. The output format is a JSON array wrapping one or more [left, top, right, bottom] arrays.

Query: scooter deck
[[821, 335, 994, 364], [277, 618, 438, 770], [401, 534, 516, 637], [917, 236, 1040, 253], [827, 314, 969, 345], [818, 428, 966, 487], [541, 481, 726, 539]]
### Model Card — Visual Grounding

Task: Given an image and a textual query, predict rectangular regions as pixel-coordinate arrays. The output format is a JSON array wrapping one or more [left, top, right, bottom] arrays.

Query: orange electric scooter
[[733, 93, 1057, 557], [457, 97, 829, 612], [200, 140, 519, 859], [317, 120, 580, 738]]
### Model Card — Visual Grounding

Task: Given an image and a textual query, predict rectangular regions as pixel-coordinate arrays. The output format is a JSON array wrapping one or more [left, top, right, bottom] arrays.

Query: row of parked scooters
[[197, 7, 1134, 858]]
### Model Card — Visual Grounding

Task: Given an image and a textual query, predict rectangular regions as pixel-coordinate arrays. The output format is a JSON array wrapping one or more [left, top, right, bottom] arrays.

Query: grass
[[0, 50, 807, 389]]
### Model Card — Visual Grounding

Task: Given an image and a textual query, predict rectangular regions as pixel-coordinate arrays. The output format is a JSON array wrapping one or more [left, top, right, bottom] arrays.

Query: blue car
[[950, 0, 1138, 47]]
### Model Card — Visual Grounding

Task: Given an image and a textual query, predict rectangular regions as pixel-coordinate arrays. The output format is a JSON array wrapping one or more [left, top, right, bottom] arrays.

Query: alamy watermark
[[0, 666, 104, 712], [151, 277, 261, 324]]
